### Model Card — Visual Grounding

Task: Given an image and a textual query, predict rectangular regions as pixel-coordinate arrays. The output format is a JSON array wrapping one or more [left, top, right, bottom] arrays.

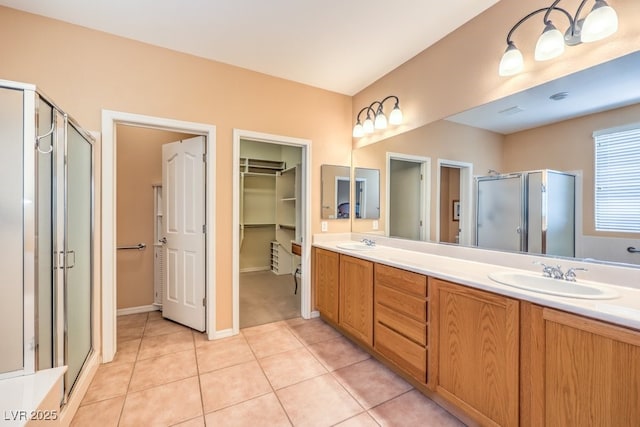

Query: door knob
[[160, 237, 167, 244]]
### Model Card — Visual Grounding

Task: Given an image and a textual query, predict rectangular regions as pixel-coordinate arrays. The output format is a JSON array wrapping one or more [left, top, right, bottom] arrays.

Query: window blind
[[594, 125, 640, 233]]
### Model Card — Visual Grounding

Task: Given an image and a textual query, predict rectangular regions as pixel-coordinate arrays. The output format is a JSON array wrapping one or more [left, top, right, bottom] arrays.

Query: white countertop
[[0, 366, 66, 426], [313, 237, 640, 331]]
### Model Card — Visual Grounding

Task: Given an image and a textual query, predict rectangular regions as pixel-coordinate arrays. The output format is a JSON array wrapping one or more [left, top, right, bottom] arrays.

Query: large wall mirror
[[321, 164, 350, 219], [352, 50, 640, 267]]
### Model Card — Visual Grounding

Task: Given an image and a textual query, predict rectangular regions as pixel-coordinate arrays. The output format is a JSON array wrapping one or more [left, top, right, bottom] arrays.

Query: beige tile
[[119, 377, 202, 427], [204, 393, 291, 427], [71, 396, 124, 426], [289, 317, 342, 345], [244, 327, 303, 359], [107, 339, 140, 366], [284, 317, 307, 328], [307, 336, 370, 371], [144, 317, 192, 337], [117, 325, 145, 343], [147, 310, 163, 320], [171, 416, 205, 426], [138, 330, 194, 360], [129, 349, 198, 392], [82, 362, 134, 404], [240, 320, 288, 338], [259, 347, 327, 390], [200, 360, 272, 413], [117, 313, 148, 328], [192, 331, 210, 348], [276, 374, 363, 427], [333, 359, 412, 409], [335, 412, 381, 427], [196, 335, 255, 374], [369, 390, 465, 427]]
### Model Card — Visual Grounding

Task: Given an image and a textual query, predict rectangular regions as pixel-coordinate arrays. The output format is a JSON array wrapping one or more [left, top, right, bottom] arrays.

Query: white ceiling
[[446, 51, 640, 134], [0, 0, 499, 95]]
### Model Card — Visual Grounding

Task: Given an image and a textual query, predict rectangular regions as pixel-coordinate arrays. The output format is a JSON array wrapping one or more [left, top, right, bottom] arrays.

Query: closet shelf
[[278, 224, 296, 230], [281, 197, 296, 202], [243, 223, 276, 228]]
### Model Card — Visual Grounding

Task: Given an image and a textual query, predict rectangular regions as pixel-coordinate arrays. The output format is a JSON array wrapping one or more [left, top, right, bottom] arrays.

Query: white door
[[162, 136, 206, 331]]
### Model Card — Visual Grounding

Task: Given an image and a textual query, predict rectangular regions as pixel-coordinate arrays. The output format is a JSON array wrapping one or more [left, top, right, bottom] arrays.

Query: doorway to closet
[[232, 130, 311, 333]]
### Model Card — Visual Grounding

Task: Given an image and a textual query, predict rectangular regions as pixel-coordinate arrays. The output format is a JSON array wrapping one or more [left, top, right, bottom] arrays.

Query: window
[[594, 124, 640, 233]]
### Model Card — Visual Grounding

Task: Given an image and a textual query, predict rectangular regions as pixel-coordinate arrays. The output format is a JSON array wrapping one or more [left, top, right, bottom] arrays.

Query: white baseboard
[[213, 328, 234, 339], [309, 310, 320, 319], [240, 266, 271, 273], [117, 305, 160, 316]]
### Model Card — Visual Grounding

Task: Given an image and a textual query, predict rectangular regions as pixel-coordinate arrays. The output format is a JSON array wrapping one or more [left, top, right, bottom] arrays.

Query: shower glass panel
[[64, 123, 93, 396], [37, 97, 54, 370], [0, 87, 24, 376]]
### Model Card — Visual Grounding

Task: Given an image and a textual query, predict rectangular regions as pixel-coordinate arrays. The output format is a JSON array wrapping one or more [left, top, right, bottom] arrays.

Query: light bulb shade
[[581, 0, 618, 43], [363, 118, 374, 134], [535, 22, 565, 61], [352, 123, 364, 138], [389, 106, 403, 125], [374, 112, 387, 129], [499, 43, 524, 76]]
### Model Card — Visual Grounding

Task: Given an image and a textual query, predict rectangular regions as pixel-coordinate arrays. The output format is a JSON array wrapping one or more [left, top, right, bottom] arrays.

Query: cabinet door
[[313, 248, 340, 323], [429, 278, 519, 427], [339, 255, 374, 346], [542, 308, 640, 426]]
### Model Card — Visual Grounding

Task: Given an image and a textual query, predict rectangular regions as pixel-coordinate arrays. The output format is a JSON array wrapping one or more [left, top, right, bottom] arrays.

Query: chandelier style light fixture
[[499, 0, 619, 76], [352, 95, 403, 138]]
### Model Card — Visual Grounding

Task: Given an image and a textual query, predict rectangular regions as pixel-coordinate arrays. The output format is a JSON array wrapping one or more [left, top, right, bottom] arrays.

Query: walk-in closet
[[239, 139, 302, 327]]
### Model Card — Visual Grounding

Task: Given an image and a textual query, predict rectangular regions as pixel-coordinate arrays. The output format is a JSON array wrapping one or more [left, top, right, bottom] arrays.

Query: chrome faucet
[[361, 238, 376, 247], [534, 262, 565, 279], [564, 267, 588, 282]]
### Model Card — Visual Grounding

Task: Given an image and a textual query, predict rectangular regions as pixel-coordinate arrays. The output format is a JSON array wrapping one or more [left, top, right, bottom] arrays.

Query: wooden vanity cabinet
[[312, 247, 340, 323], [374, 263, 428, 383], [522, 304, 640, 426], [339, 255, 374, 346], [429, 278, 520, 427]]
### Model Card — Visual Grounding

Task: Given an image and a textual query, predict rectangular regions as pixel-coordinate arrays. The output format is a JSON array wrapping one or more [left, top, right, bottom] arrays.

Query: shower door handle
[[66, 250, 76, 269]]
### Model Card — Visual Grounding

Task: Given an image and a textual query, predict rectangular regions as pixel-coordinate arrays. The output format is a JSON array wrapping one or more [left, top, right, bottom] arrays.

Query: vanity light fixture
[[499, 0, 619, 76], [352, 95, 403, 138]]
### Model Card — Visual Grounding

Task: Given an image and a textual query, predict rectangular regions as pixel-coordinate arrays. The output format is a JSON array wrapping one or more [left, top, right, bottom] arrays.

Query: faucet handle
[[533, 261, 554, 277], [565, 267, 588, 282]]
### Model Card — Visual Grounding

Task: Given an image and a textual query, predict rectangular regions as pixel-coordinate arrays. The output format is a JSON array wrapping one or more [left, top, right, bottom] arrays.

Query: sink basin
[[488, 271, 619, 300], [335, 242, 376, 251]]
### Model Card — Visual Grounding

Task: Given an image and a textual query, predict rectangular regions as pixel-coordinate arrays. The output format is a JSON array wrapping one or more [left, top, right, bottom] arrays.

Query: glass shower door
[[64, 121, 93, 397]]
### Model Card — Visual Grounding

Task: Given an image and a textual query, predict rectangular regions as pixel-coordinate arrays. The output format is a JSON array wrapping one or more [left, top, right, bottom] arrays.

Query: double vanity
[[311, 235, 640, 426]]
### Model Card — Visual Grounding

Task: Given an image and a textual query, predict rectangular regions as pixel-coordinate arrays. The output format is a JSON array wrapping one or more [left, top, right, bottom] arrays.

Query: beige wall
[[0, 6, 352, 330], [352, 0, 640, 147], [116, 126, 192, 309], [503, 102, 640, 238], [352, 119, 503, 237]]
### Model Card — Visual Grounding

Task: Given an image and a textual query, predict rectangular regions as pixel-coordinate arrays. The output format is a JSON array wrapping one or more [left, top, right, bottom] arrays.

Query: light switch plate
[[373, 220, 379, 230], [321, 221, 328, 232]]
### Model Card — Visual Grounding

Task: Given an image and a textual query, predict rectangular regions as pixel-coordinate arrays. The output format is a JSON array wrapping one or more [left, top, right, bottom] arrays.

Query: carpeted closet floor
[[240, 270, 301, 328]]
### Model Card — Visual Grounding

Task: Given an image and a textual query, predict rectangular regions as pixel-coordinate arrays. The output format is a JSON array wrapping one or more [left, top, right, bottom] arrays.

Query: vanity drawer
[[375, 283, 427, 322], [375, 303, 426, 346], [375, 322, 427, 383], [375, 263, 427, 297]]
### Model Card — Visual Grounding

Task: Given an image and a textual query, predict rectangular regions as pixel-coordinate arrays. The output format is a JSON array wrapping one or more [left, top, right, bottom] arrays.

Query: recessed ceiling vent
[[498, 106, 525, 116], [549, 91, 569, 101]]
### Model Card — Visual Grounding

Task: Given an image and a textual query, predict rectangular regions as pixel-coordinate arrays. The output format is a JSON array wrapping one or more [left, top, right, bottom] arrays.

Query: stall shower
[[0, 79, 94, 404]]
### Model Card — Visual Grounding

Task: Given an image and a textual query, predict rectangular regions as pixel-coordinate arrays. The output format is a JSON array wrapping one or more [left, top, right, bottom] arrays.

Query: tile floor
[[71, 312, 465, 426]]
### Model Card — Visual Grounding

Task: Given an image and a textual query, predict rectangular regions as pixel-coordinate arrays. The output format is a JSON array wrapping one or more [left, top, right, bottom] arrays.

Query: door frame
[[101, 110, 216, 363], [386, 152, 431, 241], [232, 129, 311, 334], [435, 159, 473, 246]]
